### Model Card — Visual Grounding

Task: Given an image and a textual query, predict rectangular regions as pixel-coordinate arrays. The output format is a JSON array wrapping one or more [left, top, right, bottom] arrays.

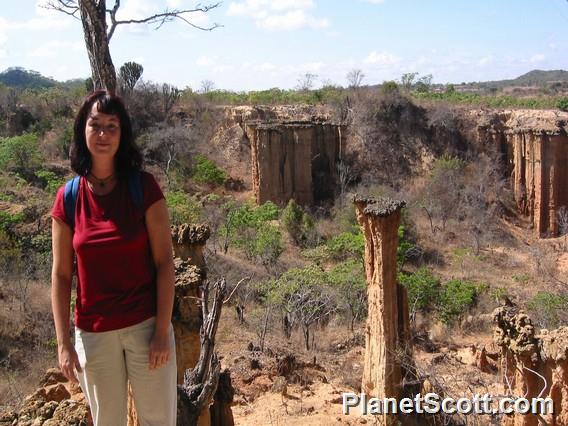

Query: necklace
[[88, 172, 115, 188]]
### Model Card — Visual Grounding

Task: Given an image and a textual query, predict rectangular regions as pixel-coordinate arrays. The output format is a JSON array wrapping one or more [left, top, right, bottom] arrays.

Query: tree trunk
[[78, 0, 117, 91]]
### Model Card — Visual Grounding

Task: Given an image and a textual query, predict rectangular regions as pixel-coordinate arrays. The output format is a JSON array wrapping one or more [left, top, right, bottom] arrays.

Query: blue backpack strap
[[63, 176, 81, 230], [128, 171, 143, 209]]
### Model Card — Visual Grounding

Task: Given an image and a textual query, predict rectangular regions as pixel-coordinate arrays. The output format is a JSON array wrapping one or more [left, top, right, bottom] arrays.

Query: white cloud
[[478, 55, 494, 66], [258, 62, 276, 71], [196, 55, 215, 66], [227, 0, 328, 30], [301, 61, 325, 72], [28, 40, 83, 58], [166, 0, 184, 7], [530, 54, 545, 63], [0, 18, 8, 46], [258, 10, 328, 30], [117, 0, 155, 20], [364, 51, 400, 66]]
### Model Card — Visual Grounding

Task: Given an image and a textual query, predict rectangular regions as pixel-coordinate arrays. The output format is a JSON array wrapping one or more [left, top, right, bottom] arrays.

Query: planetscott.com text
[[342, 392, 553, 416]]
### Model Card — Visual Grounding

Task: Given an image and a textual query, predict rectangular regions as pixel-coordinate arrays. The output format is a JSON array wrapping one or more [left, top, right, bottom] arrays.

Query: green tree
[[399, 268, 440, 316], [165, 191, 201, 225], [438, 279, 480, 324], [281, 199, 315, 246], [119, 61, 144, 93], [328, 260, 367, 330], [192, 154, 226, 185], [262, 265, 336, 349], [0, 133, 42, 178]]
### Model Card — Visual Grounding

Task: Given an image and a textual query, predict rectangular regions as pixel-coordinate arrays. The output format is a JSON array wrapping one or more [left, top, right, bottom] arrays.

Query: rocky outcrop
[[173, 258, 206, 382], [233, 106, 344, 206], [470, 109, 568, 237], [171, 224, 211, 270], [0, 368, 91, 426], [353, 195, 410, 425], [493, 306, 568, 425]]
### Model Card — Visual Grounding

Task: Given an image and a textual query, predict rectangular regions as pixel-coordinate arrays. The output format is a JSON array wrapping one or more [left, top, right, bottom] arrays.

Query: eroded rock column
[[353, 196, 409, 425], [494, 306, 568, 425], [171, 224, 210, 381], [128, 224, 211, 426]]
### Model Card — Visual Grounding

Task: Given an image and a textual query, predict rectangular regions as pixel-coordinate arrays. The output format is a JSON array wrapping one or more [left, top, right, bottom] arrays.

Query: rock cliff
[[493, 306, 568, 425], [469, 109, 568, 237], [232, 106, 344, 206]]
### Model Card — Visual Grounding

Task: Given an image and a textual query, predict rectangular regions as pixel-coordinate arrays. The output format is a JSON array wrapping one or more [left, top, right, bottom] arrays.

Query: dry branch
[[177, 278, 227, 426]]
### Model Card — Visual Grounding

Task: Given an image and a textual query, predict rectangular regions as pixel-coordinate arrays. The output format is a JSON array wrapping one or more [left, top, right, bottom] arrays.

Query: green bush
[[399, 268, 440, 312], [192, 154, 226, 185], [326, 231, 365, 260], [328, 260, 367, 329], [438, 279, 481, 324], [0, 211, 25, 232], [238, 222, 283, 266], [0, 229, 22, 276], [165, 190, 201, 225], [557, 97, 568, 111], [219, 201, 282, 265], [397, 225, 417, 267], [281, 199, 316, 246], [0, 133, 42, 177], [35, 169, 65, 194], [56, 123, 73, 158], [527, 292, 568, 329]]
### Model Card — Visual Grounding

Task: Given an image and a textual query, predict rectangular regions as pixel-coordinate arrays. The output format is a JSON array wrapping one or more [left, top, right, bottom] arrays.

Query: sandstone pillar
[[128, 224, 212, 426], [353, 195, 409, 425], [170, 224, 211, 383], [494, 307, 568, 425]]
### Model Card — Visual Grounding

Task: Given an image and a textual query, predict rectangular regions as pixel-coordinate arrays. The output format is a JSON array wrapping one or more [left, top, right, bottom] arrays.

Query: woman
[[51, 90, 177, 425]]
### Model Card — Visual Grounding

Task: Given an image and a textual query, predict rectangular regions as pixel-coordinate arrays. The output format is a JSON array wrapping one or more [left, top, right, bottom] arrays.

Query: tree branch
[[107, 0, 121, 41], [42, 0, 81, 19], [109, 3, 222, 40]]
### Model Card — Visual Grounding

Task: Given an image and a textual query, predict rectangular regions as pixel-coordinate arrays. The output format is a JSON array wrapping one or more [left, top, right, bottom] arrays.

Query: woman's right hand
[[58, 341, 82, 382]]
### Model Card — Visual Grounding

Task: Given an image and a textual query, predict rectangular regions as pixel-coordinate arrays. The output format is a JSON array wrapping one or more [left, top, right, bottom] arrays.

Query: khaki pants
[[75, 317, 177, 426]]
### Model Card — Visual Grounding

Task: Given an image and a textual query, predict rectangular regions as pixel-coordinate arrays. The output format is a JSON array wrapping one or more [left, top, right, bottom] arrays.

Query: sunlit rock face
[[494, 306, 568, 426], [232, 105, 344, 206], [469, 109, 568, 237]]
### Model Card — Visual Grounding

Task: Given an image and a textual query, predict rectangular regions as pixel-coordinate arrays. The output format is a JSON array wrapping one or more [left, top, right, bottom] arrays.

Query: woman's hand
[[149, 330, 171, 370], [58, 341, 82, 382]]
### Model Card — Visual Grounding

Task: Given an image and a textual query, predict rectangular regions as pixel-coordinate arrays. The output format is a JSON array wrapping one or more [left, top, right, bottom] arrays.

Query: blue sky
[[1, 0, 567, 91]]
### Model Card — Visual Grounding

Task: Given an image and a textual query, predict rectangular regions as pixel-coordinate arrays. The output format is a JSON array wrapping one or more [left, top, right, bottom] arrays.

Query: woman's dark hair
[[70, 90, 142, 177]]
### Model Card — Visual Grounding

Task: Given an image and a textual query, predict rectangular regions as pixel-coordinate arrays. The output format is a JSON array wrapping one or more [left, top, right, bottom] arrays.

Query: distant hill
[[0, 67, 57, 89], [510, 69, 568, 86], [457, 69, 568, 90]]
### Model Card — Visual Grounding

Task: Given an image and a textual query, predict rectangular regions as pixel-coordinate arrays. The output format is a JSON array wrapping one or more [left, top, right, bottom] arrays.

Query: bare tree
[[296, 73, 317, 91], [200, 79, 215, 94], [143, 124, 191, 182], [558, 206, 568, 251], [346, 69, 364, 89], [336, 159, 354, 205], [161, 83, 181, 116], [43, 0, 221, 91]]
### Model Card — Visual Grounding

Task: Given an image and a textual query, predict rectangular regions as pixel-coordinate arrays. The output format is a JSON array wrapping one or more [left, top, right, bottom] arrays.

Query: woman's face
[[84, 102, 121, 162]]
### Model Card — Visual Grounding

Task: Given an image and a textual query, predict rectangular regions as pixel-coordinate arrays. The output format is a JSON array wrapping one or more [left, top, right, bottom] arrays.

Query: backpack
[[63, 172, 143, 230]]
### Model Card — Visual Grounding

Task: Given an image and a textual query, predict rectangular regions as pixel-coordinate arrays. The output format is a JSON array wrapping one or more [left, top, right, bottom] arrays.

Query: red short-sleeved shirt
[[51, 171, 164, 332]]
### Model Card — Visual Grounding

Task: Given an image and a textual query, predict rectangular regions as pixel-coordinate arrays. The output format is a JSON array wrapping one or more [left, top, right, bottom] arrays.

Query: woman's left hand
[[149, 330, 171, 370]]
